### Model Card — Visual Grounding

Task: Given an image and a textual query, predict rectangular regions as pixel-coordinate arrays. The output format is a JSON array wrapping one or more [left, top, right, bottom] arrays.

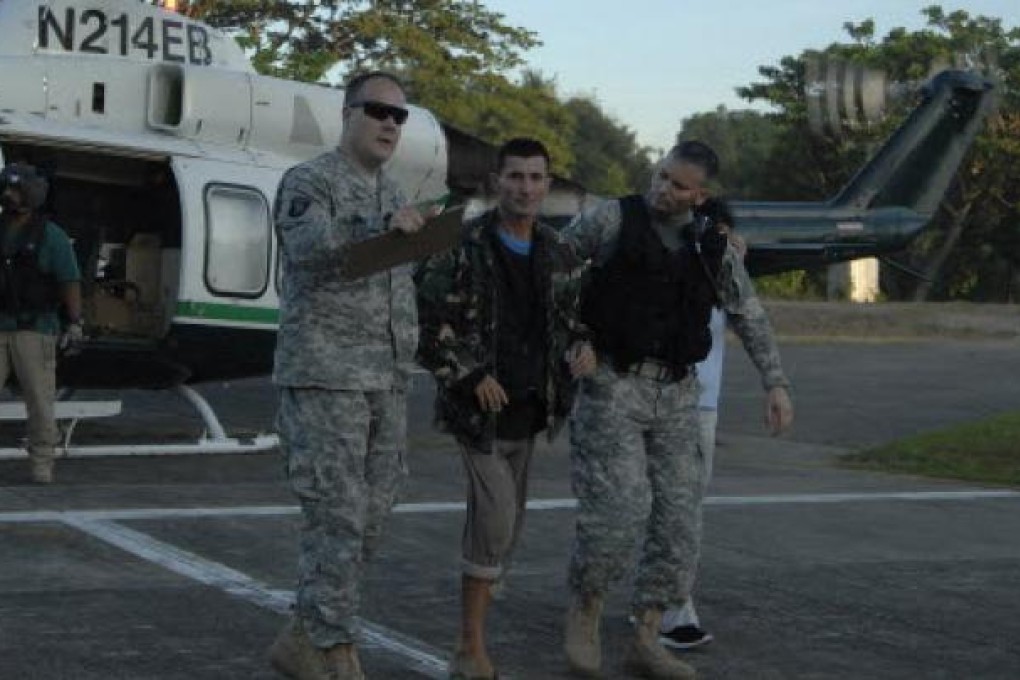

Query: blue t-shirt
[[0, 221, 81, 335], [497, 228, 533, 256]]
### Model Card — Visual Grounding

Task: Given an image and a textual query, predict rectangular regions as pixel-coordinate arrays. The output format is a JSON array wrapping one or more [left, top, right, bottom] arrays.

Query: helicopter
[[0, 0, 996, 456]]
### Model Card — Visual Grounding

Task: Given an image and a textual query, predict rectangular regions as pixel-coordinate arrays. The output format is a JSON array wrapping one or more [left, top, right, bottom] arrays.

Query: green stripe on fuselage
[[175, 301, 279, 325]]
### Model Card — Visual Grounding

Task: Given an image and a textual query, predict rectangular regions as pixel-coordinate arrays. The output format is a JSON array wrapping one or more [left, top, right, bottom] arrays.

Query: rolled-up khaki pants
[[459, 437, 536, 580]]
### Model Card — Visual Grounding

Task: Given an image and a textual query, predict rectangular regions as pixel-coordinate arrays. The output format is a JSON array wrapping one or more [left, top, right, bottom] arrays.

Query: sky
[[482, 0, 1018, 153]]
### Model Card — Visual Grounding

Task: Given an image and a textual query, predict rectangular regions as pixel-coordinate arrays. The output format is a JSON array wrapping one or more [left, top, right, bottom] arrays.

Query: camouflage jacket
[[272, 148, 417, 391], [415, 210, 588, 450]]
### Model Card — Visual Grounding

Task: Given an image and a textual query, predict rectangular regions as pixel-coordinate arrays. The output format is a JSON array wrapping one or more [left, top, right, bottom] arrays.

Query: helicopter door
[[169, 157, 277, 319]]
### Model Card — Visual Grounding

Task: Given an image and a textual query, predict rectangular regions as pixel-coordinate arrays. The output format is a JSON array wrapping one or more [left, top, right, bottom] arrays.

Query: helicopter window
[[203, 184, 271, 298]]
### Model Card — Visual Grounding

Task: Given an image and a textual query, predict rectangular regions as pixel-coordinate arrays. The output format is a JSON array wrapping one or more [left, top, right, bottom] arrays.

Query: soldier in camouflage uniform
[[560, 142, 793, 680], [416, 138, 592, 680], [268, 71, 432, 680]]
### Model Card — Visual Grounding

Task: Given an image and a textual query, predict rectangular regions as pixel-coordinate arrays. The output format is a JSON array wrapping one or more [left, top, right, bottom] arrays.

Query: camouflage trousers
[[567, 364, 707, 612], [277, 387, 408, 647]]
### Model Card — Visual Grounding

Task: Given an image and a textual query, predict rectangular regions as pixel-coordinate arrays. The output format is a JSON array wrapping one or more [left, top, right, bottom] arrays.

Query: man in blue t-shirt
[[0, 163, 82, 484]]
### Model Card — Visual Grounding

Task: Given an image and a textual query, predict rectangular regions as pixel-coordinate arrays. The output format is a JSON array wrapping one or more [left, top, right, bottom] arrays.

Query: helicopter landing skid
[[0, 385, 279, 460]]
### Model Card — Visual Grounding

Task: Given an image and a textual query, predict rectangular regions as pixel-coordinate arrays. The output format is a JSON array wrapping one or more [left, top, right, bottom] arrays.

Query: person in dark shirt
[[0, 163, 82, 484], [416, 138, 592, 680]]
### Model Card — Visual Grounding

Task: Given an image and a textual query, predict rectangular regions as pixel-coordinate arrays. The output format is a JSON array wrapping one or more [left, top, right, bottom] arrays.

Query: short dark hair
[[668, 140, 719, 178], [496, 137, 550, 173], [343, 71, 405, 106]]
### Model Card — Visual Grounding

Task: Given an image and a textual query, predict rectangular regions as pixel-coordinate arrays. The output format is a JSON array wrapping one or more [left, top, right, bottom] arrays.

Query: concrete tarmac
[[1, 340, 1019, 679]]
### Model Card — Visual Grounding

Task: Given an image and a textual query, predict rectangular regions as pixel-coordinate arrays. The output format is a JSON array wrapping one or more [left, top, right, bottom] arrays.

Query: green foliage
[[677, 107, 782, 199], [844, 410, 1020, 486], [191, 1, 539, 81], [418, 70, 577, 176], [754, 270, 825, 300], [565, 96, 653, 195]]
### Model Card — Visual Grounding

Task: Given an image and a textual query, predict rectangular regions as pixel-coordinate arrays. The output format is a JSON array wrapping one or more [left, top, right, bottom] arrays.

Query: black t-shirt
[[492, 232, 547, 439]]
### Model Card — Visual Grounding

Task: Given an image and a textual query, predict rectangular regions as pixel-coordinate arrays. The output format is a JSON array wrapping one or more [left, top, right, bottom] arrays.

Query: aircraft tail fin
[[830, 70, 996, 215]]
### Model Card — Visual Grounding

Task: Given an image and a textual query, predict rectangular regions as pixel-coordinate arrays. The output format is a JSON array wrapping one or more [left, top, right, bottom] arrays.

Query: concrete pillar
[[850, 258, 880, 303]]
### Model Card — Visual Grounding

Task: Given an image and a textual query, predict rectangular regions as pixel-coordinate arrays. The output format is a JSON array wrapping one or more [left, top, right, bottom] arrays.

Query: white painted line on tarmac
[[0, 510, 64, 523], [61, 516, 449, 679], [0, 507, 296, 523], [394, 500, 469, 514], [705, 490, 1020, 505], [526, 498, 578, 511], [63, 516, 292, 613], [72, 505, 298, 522], [2, 489, 1018, 525], [358, 620, 452, 678], [521, 490, 1020, 508]]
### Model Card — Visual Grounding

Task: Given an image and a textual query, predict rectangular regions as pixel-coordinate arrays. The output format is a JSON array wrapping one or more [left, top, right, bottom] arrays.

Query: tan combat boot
[[269, 619, 365, 680], [564, 592, 603, 677], [624, 610, 696, 679]]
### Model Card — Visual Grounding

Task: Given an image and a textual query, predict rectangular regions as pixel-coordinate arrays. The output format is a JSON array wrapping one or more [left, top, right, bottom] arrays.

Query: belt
[[623, 359, 686, 383]]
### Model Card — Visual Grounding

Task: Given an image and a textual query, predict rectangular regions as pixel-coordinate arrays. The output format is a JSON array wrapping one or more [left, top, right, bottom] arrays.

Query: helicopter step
[[0, 385, 278, 460], [0, 399, 122, 421]]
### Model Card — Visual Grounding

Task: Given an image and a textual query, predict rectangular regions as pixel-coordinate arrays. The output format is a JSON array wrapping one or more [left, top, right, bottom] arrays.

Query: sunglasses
[[348, 100, 409, 125]]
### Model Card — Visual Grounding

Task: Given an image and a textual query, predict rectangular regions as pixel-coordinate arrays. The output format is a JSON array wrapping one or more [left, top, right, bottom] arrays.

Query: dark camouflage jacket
[[415, 209, 588, 450]]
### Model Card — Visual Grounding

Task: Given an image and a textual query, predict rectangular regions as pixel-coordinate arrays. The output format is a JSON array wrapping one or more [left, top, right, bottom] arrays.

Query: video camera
[[693, 197, 734, 229], [686, 197, 733, 254]]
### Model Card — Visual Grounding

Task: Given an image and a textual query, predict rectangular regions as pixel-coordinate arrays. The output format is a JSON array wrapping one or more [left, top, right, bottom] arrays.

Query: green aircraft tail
[[830, 70, 996, 216]]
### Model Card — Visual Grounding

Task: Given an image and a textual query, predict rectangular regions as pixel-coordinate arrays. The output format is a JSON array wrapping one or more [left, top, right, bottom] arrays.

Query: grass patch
[[841, 411, 1020, 487], [763, 301, 1020, 340]]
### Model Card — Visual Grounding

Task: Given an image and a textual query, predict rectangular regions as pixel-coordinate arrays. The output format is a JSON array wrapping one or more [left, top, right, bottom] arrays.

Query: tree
[[187, 1, 538, 82], [426, 70, 577, 177], [677, 107, 782, 199], [736, 6, 1020, 301], [565, 96, 653, 195]]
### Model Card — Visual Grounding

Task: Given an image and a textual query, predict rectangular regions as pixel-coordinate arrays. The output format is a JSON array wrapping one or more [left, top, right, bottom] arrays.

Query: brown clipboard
[[339, 206, 465, 281]]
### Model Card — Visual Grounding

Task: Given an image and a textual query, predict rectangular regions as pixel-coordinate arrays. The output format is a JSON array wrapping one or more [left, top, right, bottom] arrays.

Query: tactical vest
[[0, 215, 60, 327], [580, 195, 721, 377]]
